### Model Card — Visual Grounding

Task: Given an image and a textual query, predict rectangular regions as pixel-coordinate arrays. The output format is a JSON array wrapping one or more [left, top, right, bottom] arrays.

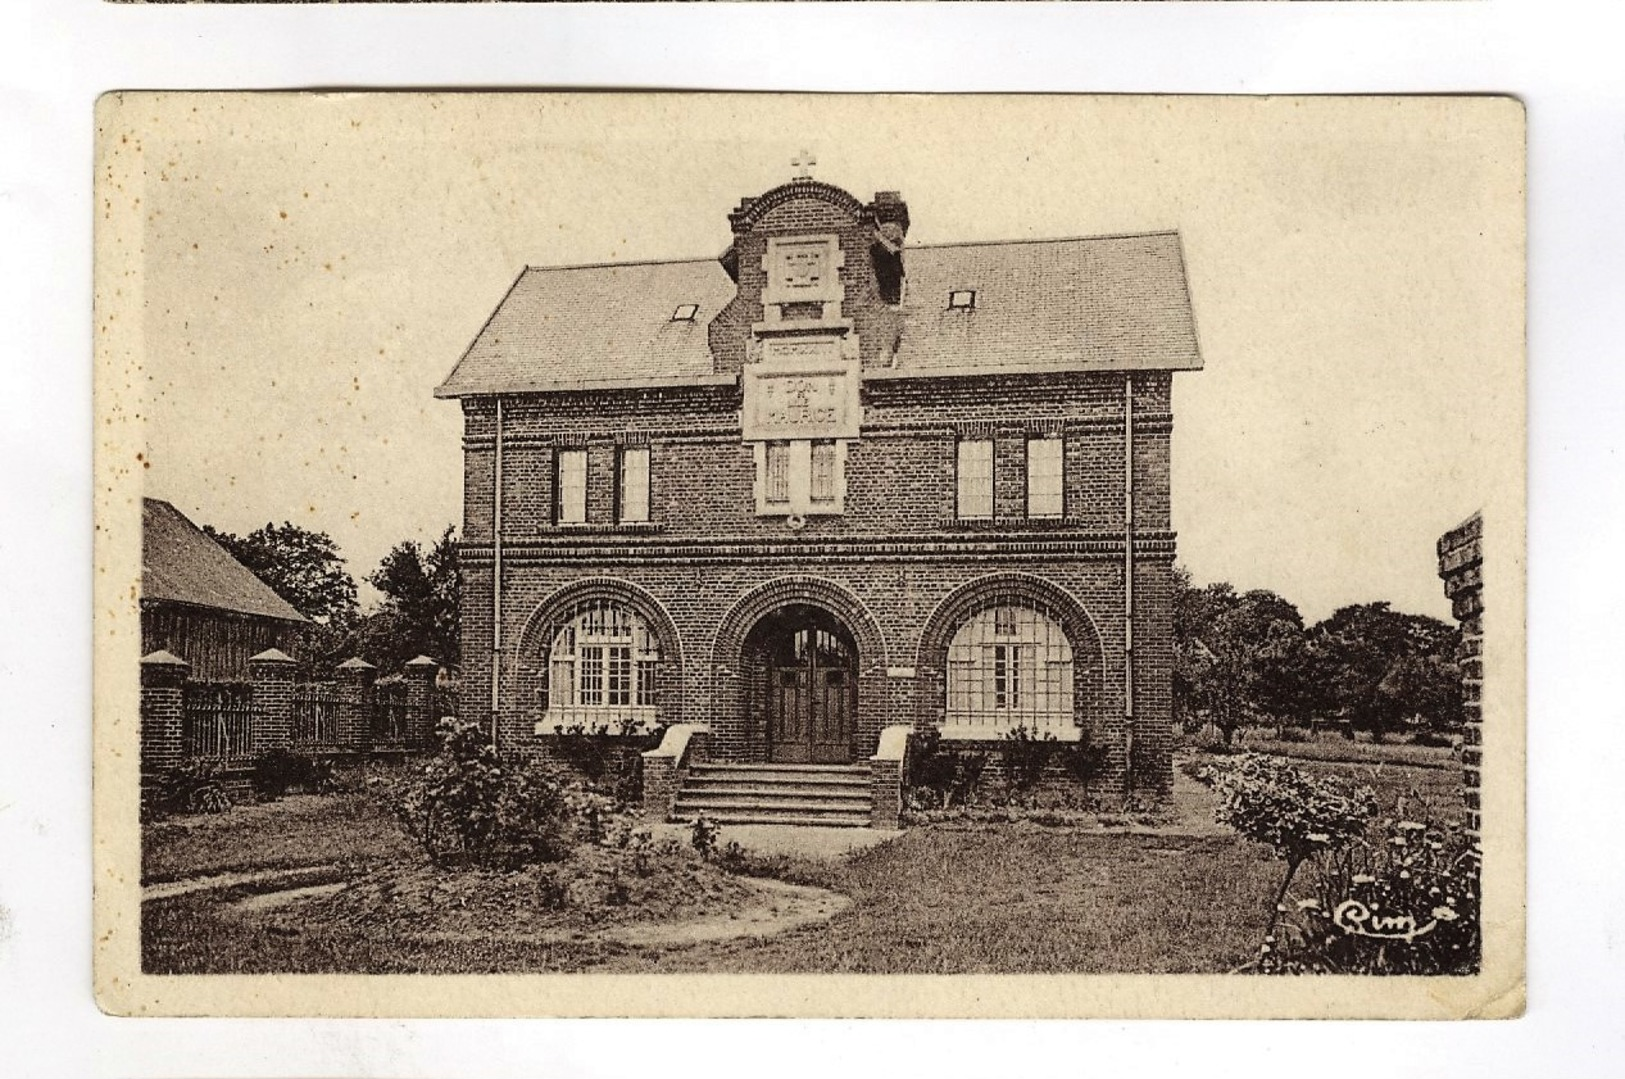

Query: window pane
[[607, 646, 632, 706], [578, 645, 603, 705], [957, 439, 993, 519], [810, 441, 837, 503], [620, 447, 650, 522], [1027, 436, 1064, 517], [636, 659, 658, 707], [946, 603, 1074, 730], [558, 449, 587, 523], [765, 442, 790, 504]]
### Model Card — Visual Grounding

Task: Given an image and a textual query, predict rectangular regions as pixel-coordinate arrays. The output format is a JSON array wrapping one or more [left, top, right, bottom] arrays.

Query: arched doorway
[[743, 604, 858, 763]]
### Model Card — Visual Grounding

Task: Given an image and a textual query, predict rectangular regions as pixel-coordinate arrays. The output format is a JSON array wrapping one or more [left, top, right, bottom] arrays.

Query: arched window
[[945, 601, 1074, 733], [545, 600, 660, 730]]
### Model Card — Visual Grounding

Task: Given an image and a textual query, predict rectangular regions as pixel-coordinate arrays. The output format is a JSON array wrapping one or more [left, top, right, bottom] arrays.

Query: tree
[[363, 526, 461, 672], [1308, 603, 1461, 741], [203, 521, 358, 624], [1172, 570, 1309, 745]]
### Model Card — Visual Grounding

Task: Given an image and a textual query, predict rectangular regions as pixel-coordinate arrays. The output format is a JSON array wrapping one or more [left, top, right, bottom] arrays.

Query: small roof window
[[947, 289, 977, 311], [671, 303, 700, 322]]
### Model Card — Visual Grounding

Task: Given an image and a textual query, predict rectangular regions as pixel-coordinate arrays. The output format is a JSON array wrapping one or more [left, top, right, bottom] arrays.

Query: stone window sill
[[938, 724, 1083, 743], [535, 707, 659, 736], [546, 521, 664, 534]]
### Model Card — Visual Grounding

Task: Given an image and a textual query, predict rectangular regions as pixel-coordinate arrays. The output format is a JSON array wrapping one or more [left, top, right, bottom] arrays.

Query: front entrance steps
[[670, 762, 873, 828]]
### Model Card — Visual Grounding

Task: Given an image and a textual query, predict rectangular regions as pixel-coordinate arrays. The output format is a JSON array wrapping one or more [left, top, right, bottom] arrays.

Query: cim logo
[[1331, 899, 1438, 943]]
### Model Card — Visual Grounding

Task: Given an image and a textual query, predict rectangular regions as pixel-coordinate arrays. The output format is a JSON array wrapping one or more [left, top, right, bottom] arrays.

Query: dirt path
[[223, 871, 851, 948], [144, 864, 343, 901]]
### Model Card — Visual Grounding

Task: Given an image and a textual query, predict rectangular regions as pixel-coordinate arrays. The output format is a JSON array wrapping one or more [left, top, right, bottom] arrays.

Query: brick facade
[[442, 179, 1200, 800]]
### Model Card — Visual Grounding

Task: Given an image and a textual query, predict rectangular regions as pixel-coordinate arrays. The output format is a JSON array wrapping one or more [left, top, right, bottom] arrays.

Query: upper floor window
[[618, 446, 650, 523], [555, 449, 587, 524], [757, 439, 845, 515], [1027, 435, 1064, 518], [956, 438, 994, 519], [810, 441, 838, 504]]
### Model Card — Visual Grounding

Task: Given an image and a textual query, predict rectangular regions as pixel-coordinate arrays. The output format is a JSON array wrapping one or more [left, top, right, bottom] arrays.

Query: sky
[[126, 94, 1523, 622]]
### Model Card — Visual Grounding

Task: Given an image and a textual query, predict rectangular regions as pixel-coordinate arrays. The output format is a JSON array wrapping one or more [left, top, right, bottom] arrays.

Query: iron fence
[[291, 681, 339, 746]]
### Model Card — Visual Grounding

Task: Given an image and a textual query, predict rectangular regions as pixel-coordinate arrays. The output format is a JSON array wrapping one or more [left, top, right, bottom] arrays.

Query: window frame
[[1026, 434, 1065, 519], [555, 448, 588, 525], [618, 445, 651, 524], [956, 437, 995, 520], [943, 602, 1077, 738], [754, 438, 847, 515], [539, 602, 662, 733]]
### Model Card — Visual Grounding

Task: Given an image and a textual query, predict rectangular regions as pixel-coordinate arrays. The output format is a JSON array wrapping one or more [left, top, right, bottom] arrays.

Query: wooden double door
[[752, 606, 858, 764]]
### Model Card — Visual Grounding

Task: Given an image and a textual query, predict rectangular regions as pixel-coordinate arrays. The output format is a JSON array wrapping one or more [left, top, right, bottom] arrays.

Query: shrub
[[1001, 726, 1061, 796], [1200, 753, 1379, 957], [145, 759, 231, 819], [1275, 726, 1313, 744], [690, 816, 721, 861], [250, 750, 334, 801], [552, 721, 618, 783], [395, 717, 575, 867], [1267, 820, 1481, 974], [905, 730, 990, 809], [1065, 736, 1112, 792]]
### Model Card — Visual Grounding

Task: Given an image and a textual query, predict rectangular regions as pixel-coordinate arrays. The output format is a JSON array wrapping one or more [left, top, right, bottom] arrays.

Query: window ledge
[[536, 707, 659, 736], [547, 521, 664, 534], [938, 724, 1083, 743], [941, 517, 1079, 530]]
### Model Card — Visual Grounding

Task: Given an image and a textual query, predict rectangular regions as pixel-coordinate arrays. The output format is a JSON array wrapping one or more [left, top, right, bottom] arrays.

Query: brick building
[[436, 174, 1203, 808]]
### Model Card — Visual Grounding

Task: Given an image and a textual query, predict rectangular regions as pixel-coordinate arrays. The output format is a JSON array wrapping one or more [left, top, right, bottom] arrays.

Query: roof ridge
[[515, 229, 1182, 275], [521, 254, 721, 274], [907, 229, 1181, 251]]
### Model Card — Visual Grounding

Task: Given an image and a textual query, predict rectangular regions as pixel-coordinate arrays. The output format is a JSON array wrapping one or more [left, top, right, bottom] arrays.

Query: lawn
[[143, 790, 415, 884], [141, 750, 1464, 975]]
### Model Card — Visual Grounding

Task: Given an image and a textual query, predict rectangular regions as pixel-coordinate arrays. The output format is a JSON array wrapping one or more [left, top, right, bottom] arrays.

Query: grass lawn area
[[143, 790, 416, 884], [1238, 734, 1457, 771], [1199, 741, 1467, 830], [634, 828, 1279, 974], [141, 748, 1464, 975], [144, 807, 1281, 975]]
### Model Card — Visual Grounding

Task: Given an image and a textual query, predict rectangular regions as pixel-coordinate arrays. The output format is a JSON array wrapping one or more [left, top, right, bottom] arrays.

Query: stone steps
[[672, 762, 873, 828]]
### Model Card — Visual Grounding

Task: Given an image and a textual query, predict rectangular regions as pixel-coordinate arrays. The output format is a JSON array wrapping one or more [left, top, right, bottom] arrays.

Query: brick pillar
[[140, 650, 190, 775], [1437, 512, 1484, 838], [248, 647, 298, 754], [403, 655, 439, 749], [335, 657, 377, 752]]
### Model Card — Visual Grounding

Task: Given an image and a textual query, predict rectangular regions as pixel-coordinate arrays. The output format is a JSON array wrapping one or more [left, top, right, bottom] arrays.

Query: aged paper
[[94, 92, 1525, 1018]]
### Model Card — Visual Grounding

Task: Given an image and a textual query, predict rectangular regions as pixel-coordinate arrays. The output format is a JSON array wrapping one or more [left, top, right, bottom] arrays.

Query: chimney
[[869, 191, 909, 305]]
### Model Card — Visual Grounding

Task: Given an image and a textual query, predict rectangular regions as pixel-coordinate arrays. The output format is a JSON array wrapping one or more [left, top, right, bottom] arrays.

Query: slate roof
[[142, 499, 308, 623], [436, 231, 1200, 398]]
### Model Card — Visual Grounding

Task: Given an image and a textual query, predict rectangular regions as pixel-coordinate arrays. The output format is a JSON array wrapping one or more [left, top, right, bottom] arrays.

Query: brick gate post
[[402, 655, 440, 749], [334, 657, 378, 753], [1438, 512, 1484, 839], [248, 648, 298, 754], [140, 650, 190, 776]]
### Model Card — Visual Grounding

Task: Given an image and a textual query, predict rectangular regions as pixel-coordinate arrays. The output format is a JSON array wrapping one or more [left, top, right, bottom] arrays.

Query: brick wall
[[461, 371, 1172, 543], [1437, 512, 1484, 837]]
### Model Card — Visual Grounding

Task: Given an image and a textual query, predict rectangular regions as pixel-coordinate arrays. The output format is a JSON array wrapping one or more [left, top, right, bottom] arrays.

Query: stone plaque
[[742, 354, 861, 440]]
